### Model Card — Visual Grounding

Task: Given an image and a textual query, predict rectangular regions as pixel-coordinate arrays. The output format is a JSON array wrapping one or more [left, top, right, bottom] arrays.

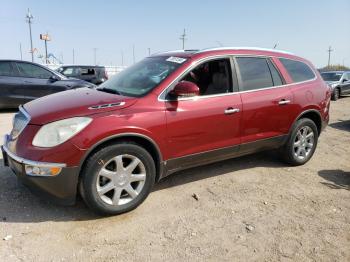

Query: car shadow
[[318, 169, 350, 190], [0, 150, 287, 223], [329, 119, 350, 132], [154, 151, 286, 191]]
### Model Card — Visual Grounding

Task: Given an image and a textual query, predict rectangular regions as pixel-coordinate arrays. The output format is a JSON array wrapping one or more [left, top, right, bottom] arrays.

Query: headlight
[[330, 83, 338, 88], [32, 117, 92, 147]]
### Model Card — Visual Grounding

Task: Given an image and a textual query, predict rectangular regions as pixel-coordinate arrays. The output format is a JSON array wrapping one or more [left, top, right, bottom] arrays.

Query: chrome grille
[[10, 107, 31, 139]]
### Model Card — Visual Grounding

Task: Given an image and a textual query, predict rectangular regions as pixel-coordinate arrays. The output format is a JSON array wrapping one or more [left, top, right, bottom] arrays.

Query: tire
[[281, 118, 318, 166], [80, 142, 156, 215], [331, 87, 340, 101]]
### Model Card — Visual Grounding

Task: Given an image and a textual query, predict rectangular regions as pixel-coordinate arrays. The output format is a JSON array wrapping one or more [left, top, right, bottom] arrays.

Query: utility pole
[[327, 46, 333, 68], [133, 45, 135, 64], [19, 43, 23, 60], [121, 51, 124, 66], [180, 28, 187, 50], [93, 48, 97, 65], [72, 49, 75, 64], [26, 8, 34, 62]]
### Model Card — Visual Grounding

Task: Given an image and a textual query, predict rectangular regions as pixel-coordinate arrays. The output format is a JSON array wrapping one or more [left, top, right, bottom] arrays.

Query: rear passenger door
[[0, 61, 24, 108], [235, 57, 294, 149]]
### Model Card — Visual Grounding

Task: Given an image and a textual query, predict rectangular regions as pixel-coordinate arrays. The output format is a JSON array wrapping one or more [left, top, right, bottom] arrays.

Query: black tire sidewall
[[332, 88, 339, 101], [284, 118, 318, 165], [81, 143, 156, 215]]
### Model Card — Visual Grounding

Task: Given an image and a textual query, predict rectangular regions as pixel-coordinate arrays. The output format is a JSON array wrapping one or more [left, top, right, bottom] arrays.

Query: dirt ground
[[0, 97, 349, 262]]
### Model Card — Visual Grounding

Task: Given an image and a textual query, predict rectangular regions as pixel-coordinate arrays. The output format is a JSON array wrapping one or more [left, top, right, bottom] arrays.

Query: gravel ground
[[0, 97, 349, 262]]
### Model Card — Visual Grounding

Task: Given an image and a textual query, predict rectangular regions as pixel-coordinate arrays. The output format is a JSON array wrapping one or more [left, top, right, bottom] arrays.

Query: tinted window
[[0, 62, 14, 76], [236, 57, 273, 91], [267, 59, 283, 86], [181, 58, 233, 96], [16, 62, 52, 79], [60, 67, 78, 76], [280, 58, 315, 82]]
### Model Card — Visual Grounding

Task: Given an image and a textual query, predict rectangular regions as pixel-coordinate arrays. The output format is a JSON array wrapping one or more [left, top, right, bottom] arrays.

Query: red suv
[[2, 47, 330, 215]]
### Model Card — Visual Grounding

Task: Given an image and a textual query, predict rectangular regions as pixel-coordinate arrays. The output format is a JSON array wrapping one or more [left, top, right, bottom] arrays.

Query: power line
[[180, 28, 187, 50], [327, 46, 333, 68], [25, 8, 34, 62]]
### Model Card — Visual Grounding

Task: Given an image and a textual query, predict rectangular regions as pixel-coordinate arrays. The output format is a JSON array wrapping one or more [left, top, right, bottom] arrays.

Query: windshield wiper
[[97, 87, 121, 95]]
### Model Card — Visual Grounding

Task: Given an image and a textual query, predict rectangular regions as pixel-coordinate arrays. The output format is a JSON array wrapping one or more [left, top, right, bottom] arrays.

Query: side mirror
[[49, 75, 60, 82], [342, 78, 348, 83], [170, 81, 200, 98]]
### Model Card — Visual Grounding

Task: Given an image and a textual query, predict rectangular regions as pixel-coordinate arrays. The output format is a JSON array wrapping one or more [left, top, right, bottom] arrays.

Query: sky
[[0, 0, 349, 68]]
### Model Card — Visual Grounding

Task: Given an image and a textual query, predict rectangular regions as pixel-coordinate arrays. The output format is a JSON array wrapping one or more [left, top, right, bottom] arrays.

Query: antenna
[[179, 29, 187, 50]]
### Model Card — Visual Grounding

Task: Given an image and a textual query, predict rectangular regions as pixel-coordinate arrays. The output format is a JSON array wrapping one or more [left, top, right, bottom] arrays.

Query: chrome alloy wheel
[[96, 154, 146, 206], [293, 126, 315, 160]]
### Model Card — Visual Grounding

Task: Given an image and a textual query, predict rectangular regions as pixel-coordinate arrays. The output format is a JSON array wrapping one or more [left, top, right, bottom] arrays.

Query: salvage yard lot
[[0, 97, 349, 261]]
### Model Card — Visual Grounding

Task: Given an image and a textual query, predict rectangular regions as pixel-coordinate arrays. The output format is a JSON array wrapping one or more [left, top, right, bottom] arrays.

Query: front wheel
[[281, 118, 318, 166], [80, 143, 156, 215]]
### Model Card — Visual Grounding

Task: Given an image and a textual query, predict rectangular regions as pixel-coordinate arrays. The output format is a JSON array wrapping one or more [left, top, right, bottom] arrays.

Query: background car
[[0, 60, 95, 109], [56, 65, 108, 85], [320, 71, 350, 100]]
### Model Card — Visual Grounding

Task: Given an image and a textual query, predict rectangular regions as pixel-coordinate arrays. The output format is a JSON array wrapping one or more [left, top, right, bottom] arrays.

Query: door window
[[267, 59, 284, 86], [16, 62, 53, 79], [181, 58, 234, 96], [279, 58, 315, 82], [0, 62, 14, 76], [236, 57, 274, 91]]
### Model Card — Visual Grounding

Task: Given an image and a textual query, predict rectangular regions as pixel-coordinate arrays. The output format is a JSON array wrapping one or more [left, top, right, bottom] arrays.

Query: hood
[[54, 78, 95, 88], [325, 81, 339, 85], [24, 88, 137, 125]]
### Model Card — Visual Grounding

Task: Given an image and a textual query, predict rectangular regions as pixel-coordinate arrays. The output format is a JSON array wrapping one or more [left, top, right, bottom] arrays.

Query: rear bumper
[[1, 135, 79, 205]]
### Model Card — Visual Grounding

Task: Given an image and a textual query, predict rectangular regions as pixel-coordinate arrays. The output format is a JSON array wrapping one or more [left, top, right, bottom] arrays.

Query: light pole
[[93, 48, 97, 65], [26, 8, 34, 62]]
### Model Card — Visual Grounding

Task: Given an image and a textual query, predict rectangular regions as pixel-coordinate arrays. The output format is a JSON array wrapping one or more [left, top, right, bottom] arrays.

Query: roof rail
[[196, 47, 294, 55]]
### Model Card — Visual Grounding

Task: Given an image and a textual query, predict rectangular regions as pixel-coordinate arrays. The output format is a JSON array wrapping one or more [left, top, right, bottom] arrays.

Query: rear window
[[279, 58, 315, 83]]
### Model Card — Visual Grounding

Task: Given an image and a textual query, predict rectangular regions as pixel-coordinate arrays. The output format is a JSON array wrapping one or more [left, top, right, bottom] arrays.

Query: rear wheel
[[80, 143, 156, 215], [281, 118, 318, 166], [331, 87, 340, 101]]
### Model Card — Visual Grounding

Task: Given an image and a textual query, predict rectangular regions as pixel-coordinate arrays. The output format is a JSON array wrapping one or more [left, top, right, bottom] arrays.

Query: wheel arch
[[294, 109, 322, 136], [78, 133, 164, 183]]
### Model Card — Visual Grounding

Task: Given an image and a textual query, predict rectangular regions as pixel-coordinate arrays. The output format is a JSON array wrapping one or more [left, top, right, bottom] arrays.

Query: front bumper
[[1, 135, 79, 205]]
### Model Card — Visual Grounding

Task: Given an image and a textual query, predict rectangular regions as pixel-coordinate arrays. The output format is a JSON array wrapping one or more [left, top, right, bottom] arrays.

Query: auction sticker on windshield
[[166, 57, 187, 64]]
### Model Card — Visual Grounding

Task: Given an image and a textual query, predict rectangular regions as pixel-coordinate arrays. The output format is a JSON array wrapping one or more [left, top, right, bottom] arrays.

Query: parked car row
[[1, 47, 331, 215], [320, 71, 350, 101], [0, 60, 95, 109]]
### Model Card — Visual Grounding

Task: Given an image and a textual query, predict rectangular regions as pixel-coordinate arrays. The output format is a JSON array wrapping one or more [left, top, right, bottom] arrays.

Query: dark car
[[56, 65, 108, 85], [0, 60, 95, 109], [1, 47, 330, 215], [320, 71, 350, 100]]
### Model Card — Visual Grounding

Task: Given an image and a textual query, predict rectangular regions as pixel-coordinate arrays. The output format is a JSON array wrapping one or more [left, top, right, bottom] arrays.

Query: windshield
[[98, 56, 186, 97], [321, 72, 343, 82]]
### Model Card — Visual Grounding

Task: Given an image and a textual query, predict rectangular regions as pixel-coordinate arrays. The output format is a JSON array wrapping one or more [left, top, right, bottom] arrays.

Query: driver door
[[15, 62, 64, 103], [164, 57, 242, 172]]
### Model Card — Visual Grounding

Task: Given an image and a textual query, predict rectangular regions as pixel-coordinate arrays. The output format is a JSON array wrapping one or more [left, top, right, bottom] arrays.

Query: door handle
[[278, 99, 291, 105], [224, 108, 240, 115]]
